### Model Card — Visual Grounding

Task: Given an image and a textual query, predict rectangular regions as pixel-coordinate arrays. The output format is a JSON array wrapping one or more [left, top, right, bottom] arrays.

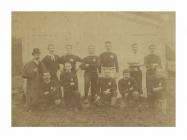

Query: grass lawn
[[12, 76, 175, 127]]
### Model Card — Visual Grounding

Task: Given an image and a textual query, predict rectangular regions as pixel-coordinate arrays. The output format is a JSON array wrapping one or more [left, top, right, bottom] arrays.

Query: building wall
[[12, 12, 175, 71]]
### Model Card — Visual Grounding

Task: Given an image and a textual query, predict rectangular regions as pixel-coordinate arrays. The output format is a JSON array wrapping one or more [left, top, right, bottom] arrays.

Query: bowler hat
[[123, 69, 130, 74], [32, 48, 41, 55]]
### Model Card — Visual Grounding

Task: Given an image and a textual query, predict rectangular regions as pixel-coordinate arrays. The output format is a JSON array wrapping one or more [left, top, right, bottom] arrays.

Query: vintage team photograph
[[12, 12, 175, 126]]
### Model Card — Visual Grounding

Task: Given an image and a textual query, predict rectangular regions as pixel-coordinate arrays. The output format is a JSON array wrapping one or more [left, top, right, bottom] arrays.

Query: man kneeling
[[148, 69, 167, 114], [118, 69, 139, 107], [40, 72, 61, 110], [95, 68, 117, 107]]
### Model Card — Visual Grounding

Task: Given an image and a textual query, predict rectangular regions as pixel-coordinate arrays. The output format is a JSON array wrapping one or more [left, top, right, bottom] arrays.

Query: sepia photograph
[[12, 12, 175, 127]]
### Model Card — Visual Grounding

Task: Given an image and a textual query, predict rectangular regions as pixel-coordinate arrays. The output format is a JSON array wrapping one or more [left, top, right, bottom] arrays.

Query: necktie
[[51, 55, 55, 62]]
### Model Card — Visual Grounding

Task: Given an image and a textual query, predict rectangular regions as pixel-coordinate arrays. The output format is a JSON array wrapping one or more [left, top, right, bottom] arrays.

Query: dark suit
[[42, 54, 60, 80]]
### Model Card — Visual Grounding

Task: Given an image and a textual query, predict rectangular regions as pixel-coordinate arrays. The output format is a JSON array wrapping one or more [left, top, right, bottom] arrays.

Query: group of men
[[22, 41, 167, 113]]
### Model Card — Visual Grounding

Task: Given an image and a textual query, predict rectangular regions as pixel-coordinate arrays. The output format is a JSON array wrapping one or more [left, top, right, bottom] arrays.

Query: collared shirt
[[42, 54, 60, 73], [50, 54, 55, 62]]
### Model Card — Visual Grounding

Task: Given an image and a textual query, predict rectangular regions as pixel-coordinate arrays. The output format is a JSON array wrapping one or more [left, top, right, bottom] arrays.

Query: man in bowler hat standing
[[22, 48, 44, 112]]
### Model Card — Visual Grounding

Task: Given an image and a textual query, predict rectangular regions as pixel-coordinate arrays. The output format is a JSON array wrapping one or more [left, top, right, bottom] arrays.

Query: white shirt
[[123, 52, 143, 69], [49, 54, 55, 62]]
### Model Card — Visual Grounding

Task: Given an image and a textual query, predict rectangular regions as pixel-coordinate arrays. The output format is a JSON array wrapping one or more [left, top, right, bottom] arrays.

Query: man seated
[[148, 69, 167, 114], [118, 69, 139, 107], [60, 62, 82, 112], [40, 72, 61, 110], [95, 68, 117, 107]]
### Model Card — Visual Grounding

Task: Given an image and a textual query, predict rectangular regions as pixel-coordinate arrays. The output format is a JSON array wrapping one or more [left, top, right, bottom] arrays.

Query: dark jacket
[[99, 52, 119, 72], [118, 77, 138, 96], [97, 77, 117, 96], [22, 60, 44, 106], [144, 54, 162, 70], [60, 71, 78, 91], [40, 80, 61, 99], [60, 54, 82, 72], [42, 54, 60, 73], [81, 55, 100, 73]]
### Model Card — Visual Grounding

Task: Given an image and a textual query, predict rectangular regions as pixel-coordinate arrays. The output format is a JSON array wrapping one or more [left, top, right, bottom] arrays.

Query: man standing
[[60, 44, 82, 73], [60, 62, 82, 112], [144, 44, 162, 94], [42, 44, 60, 81], [22, 48, 44, 111], [126, 43, 143, 95], [99, 41, 119, 78], [81, 45, 100, 103]]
